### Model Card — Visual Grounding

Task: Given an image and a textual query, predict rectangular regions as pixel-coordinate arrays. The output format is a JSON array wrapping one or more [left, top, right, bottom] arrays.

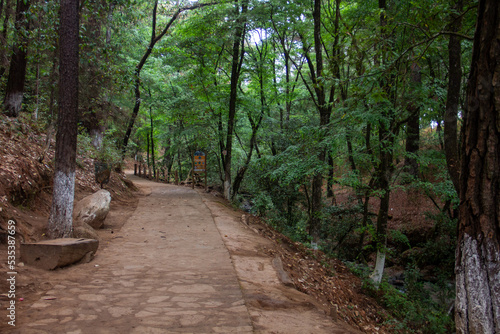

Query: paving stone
[[12, 179, 253, 334]]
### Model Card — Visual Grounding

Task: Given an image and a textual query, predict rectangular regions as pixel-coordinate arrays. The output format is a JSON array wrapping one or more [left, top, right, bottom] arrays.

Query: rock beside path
[[20, 238, 99, 270], [73, 189, 111, 229]]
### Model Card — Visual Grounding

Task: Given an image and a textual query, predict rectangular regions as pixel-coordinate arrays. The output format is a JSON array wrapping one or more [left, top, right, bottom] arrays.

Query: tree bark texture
[[445, 0, 463, 194], [455, 1, 500, 332], [2, 0, 30, 117], [47, 0, 79, 238]]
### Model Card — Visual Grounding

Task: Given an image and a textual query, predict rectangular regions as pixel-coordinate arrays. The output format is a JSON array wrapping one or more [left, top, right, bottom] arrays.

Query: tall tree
[[231, 36, 268, 199], [47, 0, 80, 238], [404, 63, 421, 177], [444, 0, 463, 194], [2, 0, 30, 117], [294, 0, 340, 241], [455, 0, 500, 332], [0, 0, 13, 78], [121, 1, 214, 158], [222, 0, 248, 200], [369, 0, 398, 287]]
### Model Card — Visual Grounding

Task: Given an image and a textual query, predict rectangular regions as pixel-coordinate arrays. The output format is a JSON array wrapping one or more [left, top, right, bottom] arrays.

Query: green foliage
[[389, 229, 412, 251], [319, 200, 365, 260], [419, 213, 457, 274], [77, 130, 122, 167], [352, 262, 455, 334]]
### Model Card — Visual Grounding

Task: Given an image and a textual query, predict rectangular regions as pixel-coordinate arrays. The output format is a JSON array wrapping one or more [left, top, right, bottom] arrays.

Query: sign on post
[[192, 151, 207, 190], [194, 151, 206, 172]]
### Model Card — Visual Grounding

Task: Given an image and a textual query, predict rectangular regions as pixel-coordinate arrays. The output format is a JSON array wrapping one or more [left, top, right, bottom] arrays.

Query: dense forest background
[[0, 0, 489, 332]]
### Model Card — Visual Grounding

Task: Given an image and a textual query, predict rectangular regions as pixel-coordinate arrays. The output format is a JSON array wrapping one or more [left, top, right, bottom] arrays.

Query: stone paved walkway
[[10, 177, 254, 333]]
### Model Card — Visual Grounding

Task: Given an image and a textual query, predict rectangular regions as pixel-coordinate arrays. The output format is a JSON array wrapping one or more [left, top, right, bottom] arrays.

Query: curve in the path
[[11, 176, 253, 334]]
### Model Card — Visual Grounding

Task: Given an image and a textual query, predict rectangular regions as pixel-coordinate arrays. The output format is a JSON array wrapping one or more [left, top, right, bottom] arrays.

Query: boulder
[[21, 238, 99, 270], [73, 189, 111, 229], [73, 222, 100, 240]]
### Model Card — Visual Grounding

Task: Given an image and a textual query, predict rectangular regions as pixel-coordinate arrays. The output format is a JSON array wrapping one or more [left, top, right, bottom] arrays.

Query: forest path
[[8, 173, 358, 333]]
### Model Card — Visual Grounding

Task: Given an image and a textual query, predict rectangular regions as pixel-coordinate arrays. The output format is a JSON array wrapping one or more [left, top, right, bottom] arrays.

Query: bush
[[345, 261, 454, 333], [77, 130, 122, 168], [319, 200, 365, 260]]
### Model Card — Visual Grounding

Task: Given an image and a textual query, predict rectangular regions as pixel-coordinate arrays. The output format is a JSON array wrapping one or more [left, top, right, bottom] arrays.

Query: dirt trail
[[4, 174, 359, 333]]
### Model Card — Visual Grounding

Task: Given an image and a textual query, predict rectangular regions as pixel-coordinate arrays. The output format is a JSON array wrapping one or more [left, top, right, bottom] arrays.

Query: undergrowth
[[348, 262, 455, 334]]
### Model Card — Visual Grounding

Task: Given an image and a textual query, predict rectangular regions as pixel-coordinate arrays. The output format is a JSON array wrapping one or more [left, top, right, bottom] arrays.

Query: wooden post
[[175, 170, 179, 185], [138, 164, 141, 176], [134, 163, 137, 175], [191, 153, 194, 189], [164, 169, 168, 183]]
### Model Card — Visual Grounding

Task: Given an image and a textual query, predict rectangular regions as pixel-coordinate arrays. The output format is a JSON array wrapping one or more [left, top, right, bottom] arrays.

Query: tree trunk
[[223, 0, 248, 200], [2, 0, 30, 117], [150, 106, 156, 178], [307, 0, 333, 241], [444, 0, 463, 194], [455, 1, 500, 332], [146, 133, 150, 167], [404, 63, 421, 177], [327, 153, 334, 198], [0, 0, 12, 78], [177, 148, 182, 181], [121, 2, 213, 157], [47, 0, 79, 239], [370, 0, 396, 287]]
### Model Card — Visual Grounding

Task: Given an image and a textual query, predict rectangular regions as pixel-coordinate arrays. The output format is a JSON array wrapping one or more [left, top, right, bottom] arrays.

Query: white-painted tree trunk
[[370, 250, 386, 288], [47, 171, 76, 238], [4, 91, 23, 117], [224, 180, 231, 200]]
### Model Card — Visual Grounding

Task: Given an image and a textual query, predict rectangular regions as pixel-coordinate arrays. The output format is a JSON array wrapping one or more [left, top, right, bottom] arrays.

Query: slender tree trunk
[[0, 0, 12, 78], [327, 153, 335, 198], [370, 0, 396, 287], [121, 1, 213, 157], [177, 148, 182, 181], [146, 133, 150, 167], [105, 2, 114, 45], [34, 61, 39, 120], [47, 0, 79, 238], [444, 0, 463, 194], [150, 107, 156, 178], [47, 48, 58, 120], [2, 0, 30, 117], [308, 0, 330, 241], [223, 0, 248, 200], [404, 63, 421, 177], [231, 107, 263, 199], [231, 40, 267, 199], [455, 1, 500, 332]]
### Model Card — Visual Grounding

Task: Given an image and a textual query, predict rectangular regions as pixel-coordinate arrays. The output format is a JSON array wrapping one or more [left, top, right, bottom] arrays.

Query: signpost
[[192, 151, 207, 191]]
